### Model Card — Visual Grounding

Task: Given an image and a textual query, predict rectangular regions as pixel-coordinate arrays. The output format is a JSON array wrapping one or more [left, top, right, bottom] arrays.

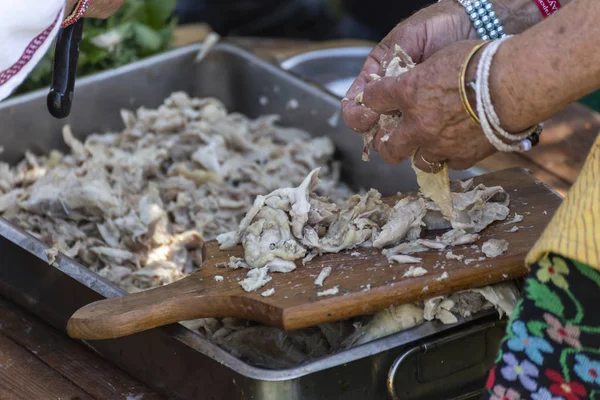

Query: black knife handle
[[47, 19, 85, 119]]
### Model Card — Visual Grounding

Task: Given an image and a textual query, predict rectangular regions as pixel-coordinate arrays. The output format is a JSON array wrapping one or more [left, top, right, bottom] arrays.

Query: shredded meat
[[0, 92, 351, 293], [222, 167, 512, 286], [0, 92, 519, 369]]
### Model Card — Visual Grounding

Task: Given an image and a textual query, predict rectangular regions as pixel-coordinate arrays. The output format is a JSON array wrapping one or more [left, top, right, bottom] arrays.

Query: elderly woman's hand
[[362, 40, 496, 171], [66, 0, 126, 19], [342, 1, 477, 134]]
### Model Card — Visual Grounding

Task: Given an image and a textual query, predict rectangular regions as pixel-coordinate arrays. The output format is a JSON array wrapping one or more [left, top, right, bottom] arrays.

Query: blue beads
[[463, 0, 504, 42]]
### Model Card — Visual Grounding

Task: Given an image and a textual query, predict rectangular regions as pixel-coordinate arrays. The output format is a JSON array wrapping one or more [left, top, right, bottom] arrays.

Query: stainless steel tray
[[280, 46, 374, 98], [0, 42, 501, 400]]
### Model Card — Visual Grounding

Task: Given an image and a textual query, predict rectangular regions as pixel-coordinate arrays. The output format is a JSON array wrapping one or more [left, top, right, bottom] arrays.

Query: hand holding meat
[[341, 1, 476, 135], [341, 0, 543, 136], [362, 41, 496, 170]]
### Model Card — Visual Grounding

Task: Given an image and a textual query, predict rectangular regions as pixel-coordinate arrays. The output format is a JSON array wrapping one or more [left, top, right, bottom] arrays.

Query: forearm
[[491, 0, 600, 132], [495, 0, 574, 33], [494, 0, 545, 33]]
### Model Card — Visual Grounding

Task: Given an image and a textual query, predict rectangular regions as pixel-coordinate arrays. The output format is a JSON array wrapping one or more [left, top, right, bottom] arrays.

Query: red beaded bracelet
[[62, 0, 90, 28], [532, 0, 561, 18]]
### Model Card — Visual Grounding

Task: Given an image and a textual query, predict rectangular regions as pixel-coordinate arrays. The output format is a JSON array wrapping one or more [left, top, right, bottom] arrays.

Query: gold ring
[[420, 152, 444, 174]]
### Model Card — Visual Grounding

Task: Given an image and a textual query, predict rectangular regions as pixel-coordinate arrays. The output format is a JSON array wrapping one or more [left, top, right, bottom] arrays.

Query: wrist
[[494, 0, 544, 33], [487, 36, 539, 133], [435, 0, 480, 39]]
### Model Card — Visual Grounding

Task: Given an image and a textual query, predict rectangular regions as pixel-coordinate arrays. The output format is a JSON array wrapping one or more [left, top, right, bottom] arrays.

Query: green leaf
[[526, 279, 565, 316], [573, 260, 600, 285], [14, 0, 176, 96], [118, 0, 146, 24], [527, 320, 547, 337], [132, 23, 163, 52], [143, 0, 177, 29]]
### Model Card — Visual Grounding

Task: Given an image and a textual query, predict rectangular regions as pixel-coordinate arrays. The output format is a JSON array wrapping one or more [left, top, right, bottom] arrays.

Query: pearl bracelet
[[456, 0, 506, 40], [473, 36, 542, 152]]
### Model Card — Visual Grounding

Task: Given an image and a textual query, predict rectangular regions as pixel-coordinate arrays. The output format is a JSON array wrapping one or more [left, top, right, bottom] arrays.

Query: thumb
[[362, 72, 414, 115]]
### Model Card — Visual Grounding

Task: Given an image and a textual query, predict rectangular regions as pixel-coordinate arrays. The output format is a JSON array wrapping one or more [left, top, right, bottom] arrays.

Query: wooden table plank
[[0, 332, 93, 400], [523, 103, 600, 184], [0, 298, 163, 400], [478, 153, 572, 197], [479, 104, 600, 197]]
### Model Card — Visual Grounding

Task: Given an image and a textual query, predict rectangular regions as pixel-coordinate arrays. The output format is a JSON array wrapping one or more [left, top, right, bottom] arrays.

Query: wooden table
[[0, 31, 598, 399], [0, 298, 163, 400], [479, 103, 600, 196]]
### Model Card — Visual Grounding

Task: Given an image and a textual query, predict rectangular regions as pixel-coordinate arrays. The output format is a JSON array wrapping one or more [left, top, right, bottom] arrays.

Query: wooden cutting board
[[67, 168, 562, 340]]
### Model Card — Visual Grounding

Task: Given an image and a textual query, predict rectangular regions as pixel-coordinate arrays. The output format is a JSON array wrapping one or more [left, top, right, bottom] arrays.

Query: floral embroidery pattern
[[531, 387, 565, 400], [486, 366, 497, 390], [537, 257, 569, 289], [507, 320, 554, 365], [490, 385, 521, 400], [481, 254, 600, 400], [546, 369, 587, 400], [544, 314, 582, 349], [573, 354, 600, 385], [500, 353, 539, 391]]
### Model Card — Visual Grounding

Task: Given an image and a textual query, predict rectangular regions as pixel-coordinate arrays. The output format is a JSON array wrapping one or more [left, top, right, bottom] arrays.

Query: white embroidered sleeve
[[0, 0, 65, 101]]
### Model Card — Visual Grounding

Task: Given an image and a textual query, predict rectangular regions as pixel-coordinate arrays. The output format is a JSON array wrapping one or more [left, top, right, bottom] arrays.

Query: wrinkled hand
[[66, 0, 126, 19], [362, 40, 496, 171], [342, 0, 476, 134]]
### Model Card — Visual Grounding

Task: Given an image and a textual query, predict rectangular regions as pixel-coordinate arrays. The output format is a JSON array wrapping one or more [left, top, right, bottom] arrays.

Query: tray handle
[[387, 321, 496, 400]]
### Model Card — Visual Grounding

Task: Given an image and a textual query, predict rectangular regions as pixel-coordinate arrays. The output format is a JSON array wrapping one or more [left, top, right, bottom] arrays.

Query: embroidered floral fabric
[[481, 253, 600, 400]]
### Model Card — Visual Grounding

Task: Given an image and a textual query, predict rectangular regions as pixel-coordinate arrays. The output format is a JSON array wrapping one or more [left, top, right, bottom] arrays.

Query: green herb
[[15, 0, 177, 95]]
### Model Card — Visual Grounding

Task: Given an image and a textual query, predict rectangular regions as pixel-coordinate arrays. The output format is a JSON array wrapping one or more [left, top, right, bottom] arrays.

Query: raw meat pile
[[218, 167, 513, 295], [0, 92, 519, 369], [0, 92, 350, 293]]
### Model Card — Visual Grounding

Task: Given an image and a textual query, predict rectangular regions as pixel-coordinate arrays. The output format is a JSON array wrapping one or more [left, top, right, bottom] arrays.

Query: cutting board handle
[[67, 277, 232, 340]]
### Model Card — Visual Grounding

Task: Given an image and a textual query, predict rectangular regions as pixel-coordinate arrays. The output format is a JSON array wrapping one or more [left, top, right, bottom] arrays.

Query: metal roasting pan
[[0, 42, 502, 399]]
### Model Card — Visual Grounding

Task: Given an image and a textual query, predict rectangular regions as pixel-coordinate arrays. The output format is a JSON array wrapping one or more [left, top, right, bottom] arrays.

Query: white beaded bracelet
[[474, 36, 541, 152]]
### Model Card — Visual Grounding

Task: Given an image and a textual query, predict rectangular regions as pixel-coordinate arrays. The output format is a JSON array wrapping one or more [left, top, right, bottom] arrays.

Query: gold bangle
[[459, 42, 488, 125]]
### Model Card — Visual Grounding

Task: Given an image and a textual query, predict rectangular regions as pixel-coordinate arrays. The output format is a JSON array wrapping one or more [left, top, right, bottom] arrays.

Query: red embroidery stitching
[[62, 0, 89, 28], [0, 9, 62, 87]]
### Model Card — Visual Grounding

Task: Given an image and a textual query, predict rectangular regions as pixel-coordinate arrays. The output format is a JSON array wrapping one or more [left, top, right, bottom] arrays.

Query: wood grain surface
[[67, 168, 562, 341], [0, 298, 163, 400]]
